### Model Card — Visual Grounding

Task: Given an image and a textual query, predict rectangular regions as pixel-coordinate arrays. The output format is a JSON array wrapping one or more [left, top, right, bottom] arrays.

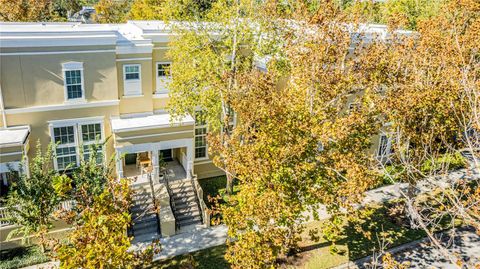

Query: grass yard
[[151, 203, 427, 269], [198, 176, 239, 207], [148, 245, 228, 269], [0, 246, 50, 269]]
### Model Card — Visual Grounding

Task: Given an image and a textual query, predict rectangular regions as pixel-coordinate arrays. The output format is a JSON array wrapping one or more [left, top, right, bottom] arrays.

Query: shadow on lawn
[[338, 205, 427, 261]]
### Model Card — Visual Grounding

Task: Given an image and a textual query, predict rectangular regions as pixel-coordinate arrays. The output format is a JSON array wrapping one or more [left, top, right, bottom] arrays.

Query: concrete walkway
[[153, 224, 228, 261]]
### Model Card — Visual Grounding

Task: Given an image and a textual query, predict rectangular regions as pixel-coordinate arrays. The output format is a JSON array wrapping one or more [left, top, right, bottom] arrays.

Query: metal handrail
[[190, 171, 204, 224], [164, 171, 179, 230], [190, 170, 210, 226], [146, 172, 161, 235]]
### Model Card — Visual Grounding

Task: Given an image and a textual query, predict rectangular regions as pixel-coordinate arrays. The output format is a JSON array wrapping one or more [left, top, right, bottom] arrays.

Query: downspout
[[0, 84, 7, 128]]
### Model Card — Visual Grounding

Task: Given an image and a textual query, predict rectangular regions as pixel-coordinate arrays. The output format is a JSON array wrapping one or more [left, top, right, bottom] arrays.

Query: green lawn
[[0, 246, 50, 269], [198, 176, 239, 207], [148, 245, 228, 269], [151, 203, 427, 269]]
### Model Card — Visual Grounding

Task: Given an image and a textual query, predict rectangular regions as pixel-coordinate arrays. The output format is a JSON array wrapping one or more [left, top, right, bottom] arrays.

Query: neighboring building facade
[[0, 21, 224, 187]]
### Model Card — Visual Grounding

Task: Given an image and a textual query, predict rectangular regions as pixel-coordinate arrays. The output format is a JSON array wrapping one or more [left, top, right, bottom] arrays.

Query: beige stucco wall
[[1, 50, 118, 109], [6, 106, 118, 161], [153, 97, 169, 110], [0, 220, 71, 250], [195, 162, 224, 179], [117, 59, 154, 114]]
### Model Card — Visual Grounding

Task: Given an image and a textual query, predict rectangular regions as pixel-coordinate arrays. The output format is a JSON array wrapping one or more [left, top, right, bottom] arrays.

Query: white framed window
[[53, 125, 78, 170], [123, 64, 142, 96], [156, 62, 171, 94], [62, 62, 85, 102], [377, 134, 392, 157], [50, 118, 104, 171], [194, 110, 208, 160], [80, 123, 104, 164]]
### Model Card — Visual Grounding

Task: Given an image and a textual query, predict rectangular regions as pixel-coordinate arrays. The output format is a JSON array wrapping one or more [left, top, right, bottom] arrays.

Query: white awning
[[0, 126, 30, 147], [111, 112, 194, 133]]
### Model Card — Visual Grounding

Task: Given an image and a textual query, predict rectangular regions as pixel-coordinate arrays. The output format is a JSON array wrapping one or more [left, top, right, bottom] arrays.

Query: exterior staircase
[[168, 178, 203, 229], [129, 182, 160, 242]]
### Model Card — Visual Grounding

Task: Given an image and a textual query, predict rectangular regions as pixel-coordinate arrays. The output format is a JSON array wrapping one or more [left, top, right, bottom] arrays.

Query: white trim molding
[[5, 100, 119, 114], [0, 49, 116, 56], [115, 130, 193, 141], [116, 57, 152, 62], [62, 62, 85, 102], [123, 64, 142, 96], [155, 61, 172, 94]]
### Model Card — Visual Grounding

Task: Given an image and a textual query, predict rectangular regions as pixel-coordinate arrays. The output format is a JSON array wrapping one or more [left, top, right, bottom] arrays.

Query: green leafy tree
[[55, 144, 160, 268], [94, 0, 131, 23], [363, 0, 479, 266], [165, 0, 381, 267], [0, 0, 64, 22], [342, 0, 445, 30], [2, 142, 62, 252], [55, 177, 158, 268]]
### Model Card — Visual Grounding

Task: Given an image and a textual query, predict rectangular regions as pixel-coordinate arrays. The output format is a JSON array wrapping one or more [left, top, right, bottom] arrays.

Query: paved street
[[392, 229, 480, 268]]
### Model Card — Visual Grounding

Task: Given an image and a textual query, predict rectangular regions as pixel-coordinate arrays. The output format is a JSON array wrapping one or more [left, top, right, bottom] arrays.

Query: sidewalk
[[152, 225, 228, 261]]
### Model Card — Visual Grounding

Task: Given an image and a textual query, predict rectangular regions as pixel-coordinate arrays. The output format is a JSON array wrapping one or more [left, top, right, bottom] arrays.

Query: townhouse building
[[0, 21, 394, 244], [0, 21, 225, 183]]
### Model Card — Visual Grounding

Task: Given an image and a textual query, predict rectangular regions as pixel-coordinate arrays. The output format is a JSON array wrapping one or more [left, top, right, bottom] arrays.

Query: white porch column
[[151, 149, 159, 182], [186, 140, 194, 179], [115, 150, 124, 179]]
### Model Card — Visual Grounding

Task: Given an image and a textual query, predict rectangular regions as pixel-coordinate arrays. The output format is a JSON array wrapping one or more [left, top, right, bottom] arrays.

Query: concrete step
[[132, 232, 160, 244], [130, 182, 151, 189], [177, 216, 202, 227], [175, 206, 199, 215], [175, 210, 200, 222], [133, 225, 159, 237], [173, 200, 198, 210], [131, 207, 156, 220], [171, 185, 194, 193], [132, 215, 158, 230], [172, 195, 197, 204], [172, 190, 196, 198], [130, 202, 155, 212]]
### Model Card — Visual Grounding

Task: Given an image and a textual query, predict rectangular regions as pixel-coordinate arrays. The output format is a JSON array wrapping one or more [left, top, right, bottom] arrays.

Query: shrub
[[0, 246, 50, 269], [421, 152, 467, 174]]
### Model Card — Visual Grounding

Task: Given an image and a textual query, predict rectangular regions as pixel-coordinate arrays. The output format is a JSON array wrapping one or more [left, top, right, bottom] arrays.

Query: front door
[[159, 149, 173, 162], [125, 153, 137, 165]]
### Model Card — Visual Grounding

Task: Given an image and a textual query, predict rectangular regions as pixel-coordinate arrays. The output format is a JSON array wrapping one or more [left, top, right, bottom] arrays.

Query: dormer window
[[62, 62, 85, 102]]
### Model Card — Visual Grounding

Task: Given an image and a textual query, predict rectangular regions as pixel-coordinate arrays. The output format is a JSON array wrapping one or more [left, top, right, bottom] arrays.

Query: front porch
[[123, 157, 188, 185]]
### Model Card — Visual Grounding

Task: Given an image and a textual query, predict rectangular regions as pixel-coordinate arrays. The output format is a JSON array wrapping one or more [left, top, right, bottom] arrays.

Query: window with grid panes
[[195, 111, 207, 159], [81, 123, 103, 163], [53, 126, 78, 170], [65, 70, 83, 99]]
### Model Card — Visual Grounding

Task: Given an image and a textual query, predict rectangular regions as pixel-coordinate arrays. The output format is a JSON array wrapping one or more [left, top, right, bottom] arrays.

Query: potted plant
[[158, 152, 167, 182]]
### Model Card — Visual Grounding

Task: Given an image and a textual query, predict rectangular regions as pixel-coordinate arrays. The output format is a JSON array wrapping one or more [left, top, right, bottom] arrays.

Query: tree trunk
[[226, 173, 234, 195]]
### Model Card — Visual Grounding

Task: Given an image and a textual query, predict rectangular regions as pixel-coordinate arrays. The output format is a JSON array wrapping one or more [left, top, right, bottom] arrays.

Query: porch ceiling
[[111, 112, 194, 133]]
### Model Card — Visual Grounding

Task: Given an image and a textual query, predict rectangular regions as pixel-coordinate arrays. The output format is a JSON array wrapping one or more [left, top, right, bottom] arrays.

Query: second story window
[[156, 62, 171, 94], [62, 62, 85, 102], [123, 64, 142, 96]]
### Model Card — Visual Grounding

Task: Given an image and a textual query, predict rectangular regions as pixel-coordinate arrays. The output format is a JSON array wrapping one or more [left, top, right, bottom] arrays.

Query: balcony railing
[[0, 200, 75, 228]]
